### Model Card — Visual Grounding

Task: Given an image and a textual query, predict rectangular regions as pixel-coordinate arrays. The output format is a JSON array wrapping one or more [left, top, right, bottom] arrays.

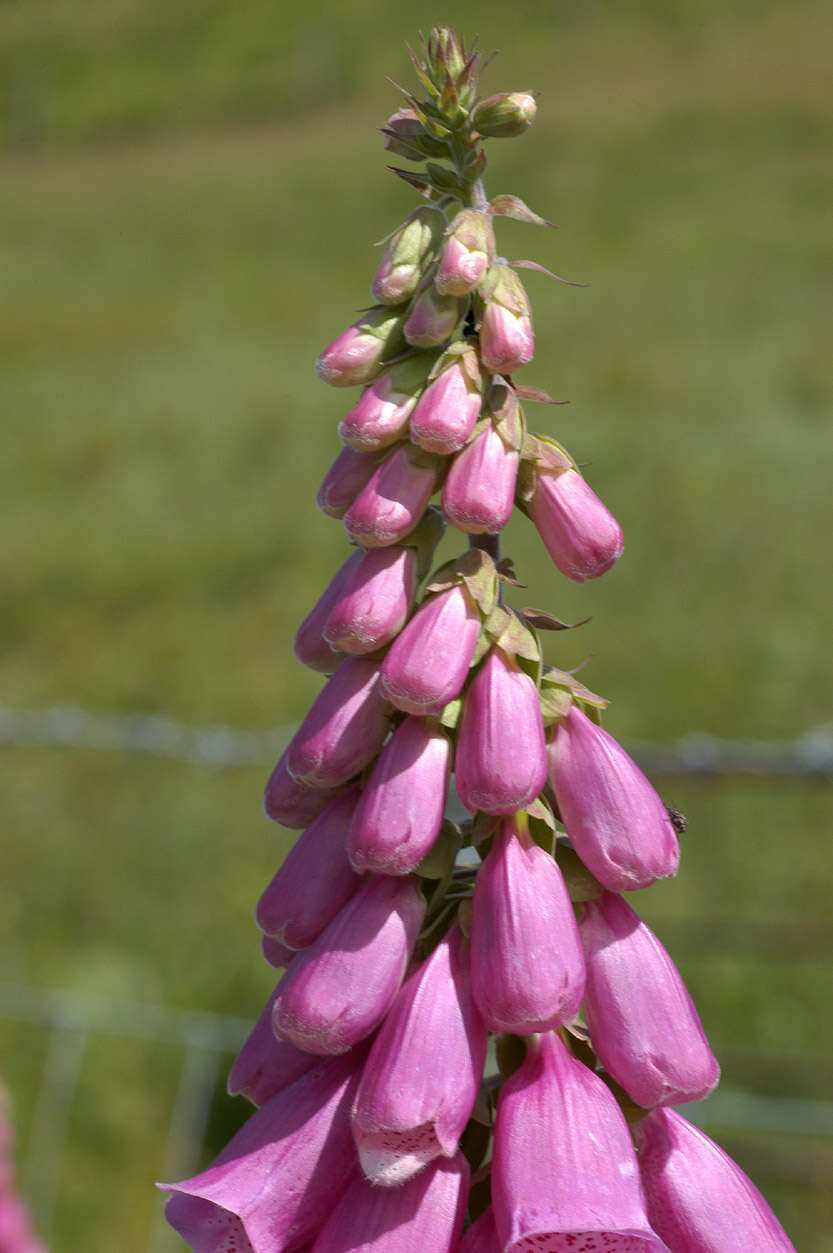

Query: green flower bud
[[472, 91, 538, 138], [371, 208, 446, 307]]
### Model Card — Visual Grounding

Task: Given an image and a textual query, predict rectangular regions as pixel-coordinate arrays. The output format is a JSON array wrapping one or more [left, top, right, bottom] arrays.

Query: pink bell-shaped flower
[[478, 265, 534, 374], [470, 815, 585, 1034], [293, 549, 362, 672], [410, 356, 482, 455], [286, 656, 391, 789], [548, 703, 680, 890], [403, 283, 462, 349], [310, 1153, 469, 1253], [227, 984, 319, 1107], [260, 934, 296, 969], [380, 583, 482, 716], [351, 925, 487, 1184], [441, 421, 519, 534], [316, 307, 406, 388], [160, 1048, 366, 1252], [492, 1031, 668, 1252], [344, 444, 439, 549], [256, 785, 364, 950], [434, 209, 495, 297], [263, 747, 346, 829], [458, 1208, 500, 1253], [316, 446, 388, 519], [455, 646, 547, 815], [634, 1107, 796, 1251], [579, 890, 720, 1108], [371, 207, 446, 306], [527, 465, 624, 582], [323, 545, 417, 655], [346, 716, 451, 876], [272, 875, 425, 1055], [339, 356, 431, 451]]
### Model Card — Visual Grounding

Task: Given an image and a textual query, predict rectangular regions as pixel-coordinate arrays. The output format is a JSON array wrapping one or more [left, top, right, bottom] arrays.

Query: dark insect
[[667, 806, 688, 835]]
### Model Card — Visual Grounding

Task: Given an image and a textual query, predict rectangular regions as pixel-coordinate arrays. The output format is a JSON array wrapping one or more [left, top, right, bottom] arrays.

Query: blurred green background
[[1, 0, 832, 1248]]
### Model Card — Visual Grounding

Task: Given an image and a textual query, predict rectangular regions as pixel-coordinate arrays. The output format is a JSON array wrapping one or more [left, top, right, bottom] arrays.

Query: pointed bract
[[548, 704, 680, 890], [272, 875, 425, 1054], [286, 656, 391, 788], [380, 583, 482, 715], [634, 1108, 796, 1251], [528, 466, 624, 582], [324, 546, 418, 655], [579, 891, 720, 1108]]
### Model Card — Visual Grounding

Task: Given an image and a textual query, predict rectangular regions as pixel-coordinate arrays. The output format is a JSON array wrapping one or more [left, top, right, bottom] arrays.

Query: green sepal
[[542, 665, 609, 710], [424, 548, 498, 617], [484, 605, 541, 663], [387, 166, 446, 202], [487, 380, 525, 452], [526, 794, 556, 831], [439, 698, 462, 730], [470, 810, 500, 846], [402, 506, 446, 580], [522, 608, 591, 633], [415, 818, 462, 880], [426, 161, 465, 197], [556, 843, 604, 902], [468, 629, 492, 668], [539, 684, 574, 726], [530, 433, 576, 473]]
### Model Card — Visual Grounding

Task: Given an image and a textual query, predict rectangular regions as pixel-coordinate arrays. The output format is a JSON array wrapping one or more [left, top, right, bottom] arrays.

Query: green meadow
[[1, 1, 832, 1248]]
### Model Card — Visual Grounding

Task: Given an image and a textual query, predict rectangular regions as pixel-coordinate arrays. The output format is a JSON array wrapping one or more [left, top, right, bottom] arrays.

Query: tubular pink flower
[[350, 926, 487, 1185], [310, 1153, 469, 1253], [478, 265, 534, 374], [470, 815, 585, 1034], [286, 656, 391, 788], [459, 1208, 500, 1253], [455, 646, 547, 815], [316, 446, 388, 519], [323, 545, 417, 655], [380, 583, 481, 716], [260, 934, 295, 968], [344, 444, 439, 548], [371, 207, 446, 307], [492, 1031, 667, 1252], [634, 1107, 796, 1251], [548, 703, 680, 890], [339, 356, 431, 451], [160, 1049, 365, 1253], [263, 747, 346, 829], [272, 875, 425, 1055], [403, 284, 462, 348], [346, 716, 451, 876], [316, 307, 406, 388], [441, 422, 519, 534], [256, 785, 364, 949], [579, 891, 720, 1109], [527, 466, 624, 582], [435, 210, 495, 297], [227, 984, 319, 1107], [410, 359, 482, 454], [293, 550, 362, 672]]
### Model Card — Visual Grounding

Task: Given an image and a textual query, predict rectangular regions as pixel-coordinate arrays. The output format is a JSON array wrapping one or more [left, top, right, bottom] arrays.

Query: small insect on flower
[[667, 806, 689, 835]]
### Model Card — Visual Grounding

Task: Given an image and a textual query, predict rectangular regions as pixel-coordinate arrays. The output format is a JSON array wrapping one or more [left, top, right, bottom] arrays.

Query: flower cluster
[[161, 27, 795, 1253]]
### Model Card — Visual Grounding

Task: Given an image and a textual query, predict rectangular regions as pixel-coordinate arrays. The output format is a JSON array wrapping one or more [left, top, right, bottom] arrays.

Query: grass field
[[2, 1, 832, 1248]]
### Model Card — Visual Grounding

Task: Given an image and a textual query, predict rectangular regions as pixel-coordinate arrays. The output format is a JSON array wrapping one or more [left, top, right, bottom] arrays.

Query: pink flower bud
[[294, 550, 362, 672], [492, 1032, 667, 1252], [380, 583, 482, 716], [311, 1153, 469, 1253], [351, 926, 487, 1184], [344, 444, 439, 548], [441, 422, 519, 534], [528, 466, 624, 582], [272, 875, 425, 1054], [263, 747, 347, 828], [470, 816, 585, 1034], [371, 208, 446, 306], [579, 891, 720, 1109], [548, 703, 680, 890], [227, 983, 319, 1106], [286, 656, 391, 788], [634, 1107, 796, 1251], [260, 934, 295, 968], [317, 445, 388, 519], [161, 1049, 365, 1251], [478, 265, 534, 374], [472, 91, 538, 138], [347, 716, 451, 875], [316, 307, 406, 389], [410, 358, 483, 454], [339, 355, 431, 451], [459, 1208, 500, 1253], [256, 786, 364, 949], [404, 283, 462, 348], [455, 647, 547, 815], [435, 210, 495, 296], [324, 546, 417, 655]]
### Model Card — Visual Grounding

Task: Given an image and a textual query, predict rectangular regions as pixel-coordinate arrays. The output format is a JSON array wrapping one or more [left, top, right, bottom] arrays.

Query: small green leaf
[[440, 697, 462, 729]]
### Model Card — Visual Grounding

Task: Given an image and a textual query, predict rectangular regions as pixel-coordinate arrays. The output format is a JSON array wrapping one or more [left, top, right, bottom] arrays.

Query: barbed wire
[[2, 704, 833, 776]]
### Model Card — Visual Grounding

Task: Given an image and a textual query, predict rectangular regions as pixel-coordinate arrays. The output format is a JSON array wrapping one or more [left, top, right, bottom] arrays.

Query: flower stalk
[[161, 25, 796, 1252]]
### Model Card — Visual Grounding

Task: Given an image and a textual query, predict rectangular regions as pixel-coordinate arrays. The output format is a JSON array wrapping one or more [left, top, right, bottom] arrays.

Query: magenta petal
[[441, 423, 519, 535], [458, 1208, 500, 1253], [548, 704, 680, 890], [260, 934, 296, 969], [470, 817, 585, 1034], [256, 786, 364, 949], [263, 748, 346, 829], [294, 551, 362, 672], [410, 362, 482, 455], [324, 546, 417, 655], [310, 1153, 469, 1253], [380, 583, 482, 716], [286, 657, 391, 788], [579, 891, 720, 1108], [634, 1108, 796, 1251], [455, 647, 547, 815], [351, 926, 487, 1184], [528, 467, 624, 583], [493, 1032, 668, 1252], [317, 446, 388, 520], [344, 445, 438, 549], [227, 984, 319, 1107], [160, 1049, 365, 1252], [272, 875, 426, 1054], [346, 717, 451, 875]]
